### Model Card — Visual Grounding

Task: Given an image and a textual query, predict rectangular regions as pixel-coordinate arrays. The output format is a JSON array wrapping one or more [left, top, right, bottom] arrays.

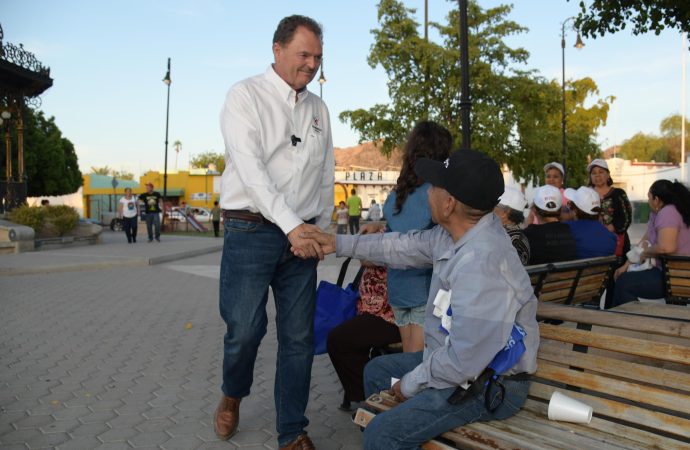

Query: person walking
[[347, 188, 362, 234], [215, 15, 334, 450], [118, 187, 139, 243], [211, 201, 221, 237], [138, 182, 163, 242]]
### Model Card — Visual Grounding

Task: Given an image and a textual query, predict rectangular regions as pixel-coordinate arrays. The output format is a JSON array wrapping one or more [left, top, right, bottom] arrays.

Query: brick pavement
[[0, 242, 363, 449]]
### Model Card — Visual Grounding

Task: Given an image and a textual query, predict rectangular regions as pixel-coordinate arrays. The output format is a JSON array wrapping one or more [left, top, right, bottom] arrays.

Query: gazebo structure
[[0, 23, 53, 213]]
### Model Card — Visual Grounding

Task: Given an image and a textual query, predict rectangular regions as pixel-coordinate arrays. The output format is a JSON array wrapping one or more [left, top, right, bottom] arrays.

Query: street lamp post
[[561, 17, 584, 185], [162, 58, 171, 220], [458, 0, 472, 150], [318, 60, 326, 98]]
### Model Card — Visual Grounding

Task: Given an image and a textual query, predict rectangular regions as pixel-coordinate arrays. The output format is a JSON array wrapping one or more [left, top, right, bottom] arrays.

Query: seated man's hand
[[360, 222, 385, 235], [288, 223, 324, 260], [390, 381, 407, 403], [298, 229, 336, 256]]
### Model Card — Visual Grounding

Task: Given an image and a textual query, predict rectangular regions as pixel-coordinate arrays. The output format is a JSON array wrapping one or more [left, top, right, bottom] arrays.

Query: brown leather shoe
[[214, 396, 240, 440], [279, 434, 315, 450]]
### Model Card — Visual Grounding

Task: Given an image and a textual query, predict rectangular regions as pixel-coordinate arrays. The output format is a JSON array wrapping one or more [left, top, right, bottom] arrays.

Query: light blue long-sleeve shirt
[[336, 213, 539, 397]]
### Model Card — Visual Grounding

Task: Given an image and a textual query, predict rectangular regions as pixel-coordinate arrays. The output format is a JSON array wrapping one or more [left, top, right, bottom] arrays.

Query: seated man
[[564, 186, 616, 258], [495, 187, 530, 265], [300, 150, 539, 449], [523, 185, 577, 264]]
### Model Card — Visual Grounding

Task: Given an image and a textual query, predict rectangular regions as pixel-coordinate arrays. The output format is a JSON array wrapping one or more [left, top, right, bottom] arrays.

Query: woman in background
[[612, 180, 690, 306]]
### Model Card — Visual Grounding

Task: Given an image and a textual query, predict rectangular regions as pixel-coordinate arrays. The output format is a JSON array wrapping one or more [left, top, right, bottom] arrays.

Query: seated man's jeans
[[363, 352, 530, 450], [219, 218, 317, 447]]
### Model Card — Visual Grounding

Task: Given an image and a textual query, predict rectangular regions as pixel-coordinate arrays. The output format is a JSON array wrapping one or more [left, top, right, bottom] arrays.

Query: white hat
[[587, 158, 609, 172], [498, 188, 527, 212], [533, 185, 562, 212], [543, 162, 564, 176], [564, 186, 601, 215]]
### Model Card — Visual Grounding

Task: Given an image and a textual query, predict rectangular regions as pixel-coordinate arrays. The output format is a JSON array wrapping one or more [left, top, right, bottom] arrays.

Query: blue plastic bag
[[313, 280, 359, 355]]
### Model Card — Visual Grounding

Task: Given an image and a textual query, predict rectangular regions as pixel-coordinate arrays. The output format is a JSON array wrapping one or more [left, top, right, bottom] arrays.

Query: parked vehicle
[[166, 206, 212, 223]]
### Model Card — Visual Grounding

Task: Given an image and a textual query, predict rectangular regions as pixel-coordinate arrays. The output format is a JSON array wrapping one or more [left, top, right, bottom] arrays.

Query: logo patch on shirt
[[311, 116, 322, 134]]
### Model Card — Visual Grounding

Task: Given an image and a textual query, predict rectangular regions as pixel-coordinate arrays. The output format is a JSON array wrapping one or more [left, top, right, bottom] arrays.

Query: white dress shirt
[[219, 65, 334, 234]]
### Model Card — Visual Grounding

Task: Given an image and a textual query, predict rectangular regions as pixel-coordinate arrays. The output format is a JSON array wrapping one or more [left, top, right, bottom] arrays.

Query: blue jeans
[[144, 212, 160, 240], [613, 266, 665, 307], [363, 352, 530, 450], [219, 218, 317, 447]]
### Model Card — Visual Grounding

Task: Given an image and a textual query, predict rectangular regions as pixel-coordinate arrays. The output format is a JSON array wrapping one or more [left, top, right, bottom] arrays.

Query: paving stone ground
[[0, 232, 363, 449]]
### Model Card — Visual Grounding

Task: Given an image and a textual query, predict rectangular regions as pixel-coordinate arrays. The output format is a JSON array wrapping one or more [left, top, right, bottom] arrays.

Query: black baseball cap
[[414, 149, 504, 211]]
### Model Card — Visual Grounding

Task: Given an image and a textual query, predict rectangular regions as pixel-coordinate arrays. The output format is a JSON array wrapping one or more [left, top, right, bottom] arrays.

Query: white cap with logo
[[564, 186, 601, 215], [543, 162, 564, 176], [532, 185, 562, 212]]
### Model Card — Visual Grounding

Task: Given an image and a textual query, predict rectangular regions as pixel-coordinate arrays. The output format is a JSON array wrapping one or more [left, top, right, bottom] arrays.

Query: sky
[[3, 0, 687, 179]]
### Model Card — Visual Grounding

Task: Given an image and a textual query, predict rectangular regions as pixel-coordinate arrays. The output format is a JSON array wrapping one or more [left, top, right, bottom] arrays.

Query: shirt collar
[[265, 65, 309, 104], [437, 213, 497, 261]]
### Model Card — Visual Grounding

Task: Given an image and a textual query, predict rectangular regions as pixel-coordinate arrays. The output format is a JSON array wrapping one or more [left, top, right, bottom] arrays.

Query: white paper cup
[[548, 391, 593, 424]]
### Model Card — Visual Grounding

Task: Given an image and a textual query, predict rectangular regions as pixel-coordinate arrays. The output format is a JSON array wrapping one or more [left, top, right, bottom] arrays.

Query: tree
[[190, 151, 225, 173], [571, 1, 690, 40], [340, 0, 611, 185], [619, 132, 670, 162], [14, 108, 83, 196], [90, 166, 112, 175], [111, 170, 135, 180]]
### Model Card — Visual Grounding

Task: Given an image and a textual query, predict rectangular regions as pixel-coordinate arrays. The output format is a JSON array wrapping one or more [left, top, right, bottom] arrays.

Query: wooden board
[[612, 302, 690, 321]]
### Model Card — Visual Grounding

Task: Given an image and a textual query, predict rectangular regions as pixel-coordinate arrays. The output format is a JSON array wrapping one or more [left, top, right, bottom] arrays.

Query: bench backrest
[[662, 255, 690, 305], [535, 303, 690, 447], [527, 256, 617, 305]]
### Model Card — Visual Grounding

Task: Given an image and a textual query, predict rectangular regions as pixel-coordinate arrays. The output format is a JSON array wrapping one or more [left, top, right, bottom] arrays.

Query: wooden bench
[[354, 303, 690, 449], [527, 256, 618, 306], [661, 255, 690, 305]]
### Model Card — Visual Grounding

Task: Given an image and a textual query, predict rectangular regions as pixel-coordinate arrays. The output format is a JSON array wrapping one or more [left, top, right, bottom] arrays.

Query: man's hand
[[298, 229, 336, 256], [390, 381, 407, 403], [288, 223, 324, 260]]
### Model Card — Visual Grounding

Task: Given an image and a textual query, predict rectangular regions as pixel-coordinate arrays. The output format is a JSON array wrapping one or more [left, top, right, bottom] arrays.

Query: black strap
[[336, 257, 366, 292]]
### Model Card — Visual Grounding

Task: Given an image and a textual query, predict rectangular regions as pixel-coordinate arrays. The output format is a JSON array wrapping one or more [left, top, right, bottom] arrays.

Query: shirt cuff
[[273, 210, 304, 235], [400, 364, 426, 398]]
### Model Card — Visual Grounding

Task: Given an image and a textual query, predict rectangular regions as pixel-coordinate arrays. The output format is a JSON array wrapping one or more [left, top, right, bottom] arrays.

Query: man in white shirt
[[214, 15, 334, 450]]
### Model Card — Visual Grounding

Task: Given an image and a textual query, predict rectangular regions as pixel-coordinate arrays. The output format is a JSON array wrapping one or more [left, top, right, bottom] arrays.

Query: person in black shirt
[[523, 185, 577, 265], [138, 182, 163, 242]]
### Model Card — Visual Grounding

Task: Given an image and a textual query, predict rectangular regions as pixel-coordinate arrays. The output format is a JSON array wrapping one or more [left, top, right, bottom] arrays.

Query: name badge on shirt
[[311, 116, 322, 134]]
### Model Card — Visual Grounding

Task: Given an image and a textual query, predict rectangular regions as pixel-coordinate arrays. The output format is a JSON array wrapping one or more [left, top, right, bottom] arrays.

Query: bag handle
[[336, 257, 366, 292]]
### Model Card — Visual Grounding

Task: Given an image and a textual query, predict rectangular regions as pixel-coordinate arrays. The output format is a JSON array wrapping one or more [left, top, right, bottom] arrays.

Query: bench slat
[[536, 362, 690, 417], [522, 399, 688, 450], [538, 303, 690, 339], [667, 268, 690, 278], [540, 323, 690, 364], [529, 383, 690, 441], [503, 409, 649, 450], [538, 340, 690, 392], [612, 302, 690, 321]]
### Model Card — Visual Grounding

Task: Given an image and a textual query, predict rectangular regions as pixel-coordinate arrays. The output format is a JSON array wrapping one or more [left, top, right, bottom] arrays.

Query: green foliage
[[572, 0, 690, 40], [619, 132, 671, 162], [90, 166, 112, 175], [8, 204, 79, 236], [340, 0, 612, 186], [619, 114, 689, 163], [8, 204, 45, 233], [43, 205, 80, 236], [111, 170, 134, 180], [190, 151, 225, 173], [14, 108, 83, 197]]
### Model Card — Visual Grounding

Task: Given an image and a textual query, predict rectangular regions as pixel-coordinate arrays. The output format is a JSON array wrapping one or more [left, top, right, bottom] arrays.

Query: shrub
[[8, 204, 45, 233], [43, 205, 79, 236]]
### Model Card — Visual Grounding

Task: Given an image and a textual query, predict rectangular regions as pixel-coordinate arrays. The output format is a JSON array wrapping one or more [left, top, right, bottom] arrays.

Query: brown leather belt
[[222, 209, 272, 224]]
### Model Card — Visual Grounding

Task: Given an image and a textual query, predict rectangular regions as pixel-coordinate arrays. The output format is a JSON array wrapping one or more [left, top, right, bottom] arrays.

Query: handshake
[[287, 223, 336, 260]]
